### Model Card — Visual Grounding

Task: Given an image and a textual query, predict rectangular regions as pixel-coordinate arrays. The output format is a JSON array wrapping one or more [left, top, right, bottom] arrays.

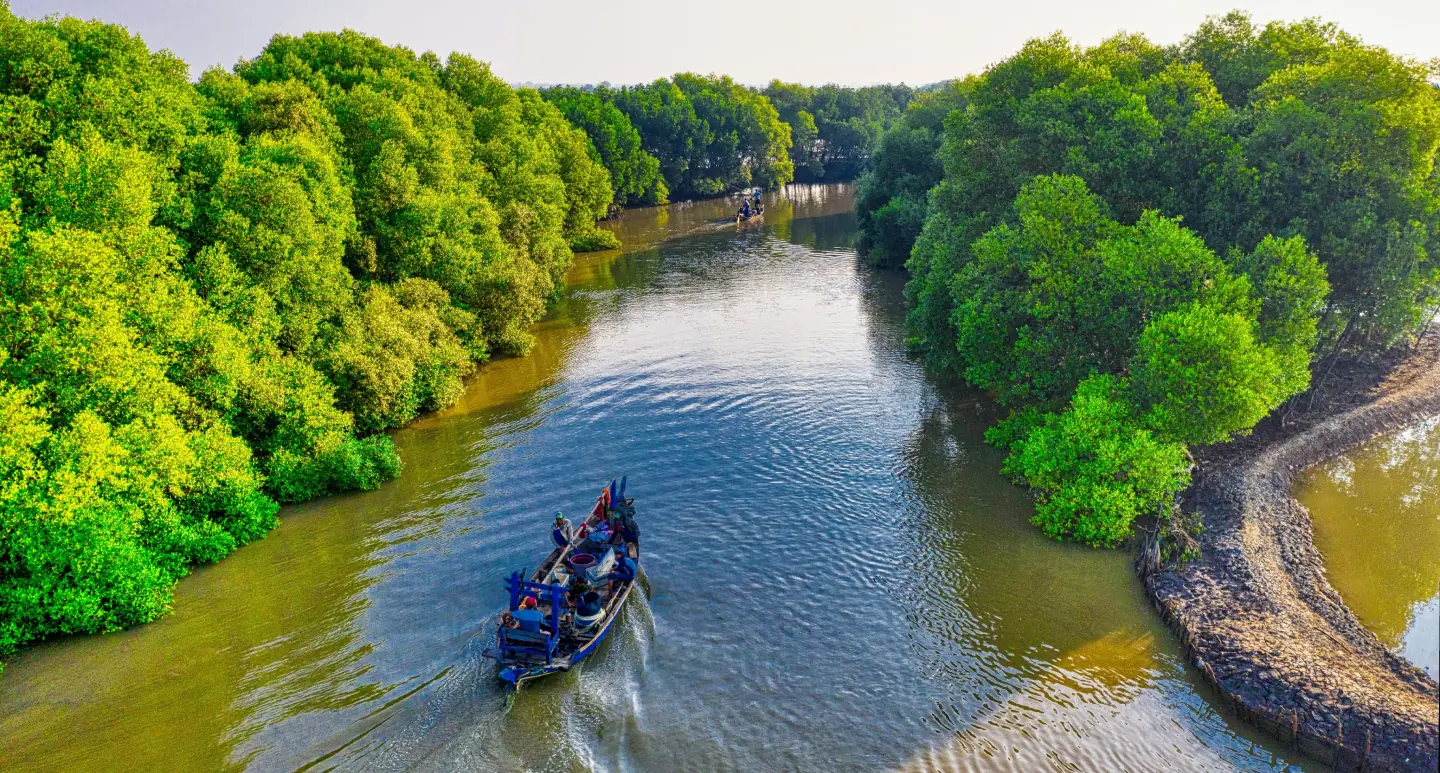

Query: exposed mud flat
[[1145, 333, 1440, 772]]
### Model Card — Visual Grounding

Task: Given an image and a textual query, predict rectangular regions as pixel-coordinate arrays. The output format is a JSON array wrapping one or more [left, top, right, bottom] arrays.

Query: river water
[[1296, 417, 1439, 679], [0, 185, 1315, 772]]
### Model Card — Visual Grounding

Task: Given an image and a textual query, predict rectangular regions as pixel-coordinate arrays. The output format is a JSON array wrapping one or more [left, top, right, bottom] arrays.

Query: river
[[1296, 416, 1439, 679], [0, 184, 1316, 772]]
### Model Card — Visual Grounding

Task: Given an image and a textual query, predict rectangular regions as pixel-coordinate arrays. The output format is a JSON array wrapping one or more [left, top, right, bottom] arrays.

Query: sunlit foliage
[[0, 6, 617, 661], [763, 82, 914, 183], [864, 13, 1438, 545], [952, 174, 1325, 544], [885, 16, 1439, 356], [543, 86, 668, 209], [607, 75, 794, 198], [995, 375, 1192, 546]]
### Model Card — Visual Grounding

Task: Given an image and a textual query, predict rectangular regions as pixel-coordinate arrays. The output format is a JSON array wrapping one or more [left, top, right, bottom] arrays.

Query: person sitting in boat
[[739, 200, 751, 219], [551, 511, 573, 548], [603, 552, 637, 591], [510, 595, 547, 633], [610, 509, 639, 558]]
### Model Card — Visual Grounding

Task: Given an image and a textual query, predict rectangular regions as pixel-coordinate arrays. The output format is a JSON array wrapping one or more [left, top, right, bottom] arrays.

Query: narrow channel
[[1297, 417, 1440, 680], [0, 185, 1317, 772]]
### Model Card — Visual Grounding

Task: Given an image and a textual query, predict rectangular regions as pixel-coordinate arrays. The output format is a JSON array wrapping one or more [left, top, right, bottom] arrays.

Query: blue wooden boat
[[484, 479, 640, 692], [735, 190, 764, 224], [735, 206, 763, 224]]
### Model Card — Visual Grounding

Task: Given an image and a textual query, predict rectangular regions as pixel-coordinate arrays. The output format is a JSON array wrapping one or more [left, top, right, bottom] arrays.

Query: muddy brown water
[[1296, 416, 1439, 680], [0, 185, 1320, 772]]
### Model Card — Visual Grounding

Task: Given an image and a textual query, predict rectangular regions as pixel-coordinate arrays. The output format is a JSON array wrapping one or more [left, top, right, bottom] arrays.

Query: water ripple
[[0, 186, 1312, 773]]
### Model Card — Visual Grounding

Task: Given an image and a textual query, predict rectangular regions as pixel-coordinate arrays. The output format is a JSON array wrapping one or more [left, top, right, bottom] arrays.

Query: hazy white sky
[[13, 1, 1439, 86]]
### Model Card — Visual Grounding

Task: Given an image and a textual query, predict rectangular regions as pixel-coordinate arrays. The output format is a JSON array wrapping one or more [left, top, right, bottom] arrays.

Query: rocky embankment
[[1144, 335, 1440, 772]]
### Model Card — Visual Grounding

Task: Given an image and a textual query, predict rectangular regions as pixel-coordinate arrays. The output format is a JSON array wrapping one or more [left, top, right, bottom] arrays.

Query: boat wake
[[303, 579, 657, 772]]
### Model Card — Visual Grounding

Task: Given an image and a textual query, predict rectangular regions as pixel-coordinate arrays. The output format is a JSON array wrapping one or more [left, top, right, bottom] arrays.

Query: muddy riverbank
[[1145, 333, 1440, 772]]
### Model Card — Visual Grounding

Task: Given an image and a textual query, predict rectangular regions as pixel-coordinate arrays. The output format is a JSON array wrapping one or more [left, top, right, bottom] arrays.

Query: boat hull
[[485, 482, 640, 695], [497, 579, 635, 689]]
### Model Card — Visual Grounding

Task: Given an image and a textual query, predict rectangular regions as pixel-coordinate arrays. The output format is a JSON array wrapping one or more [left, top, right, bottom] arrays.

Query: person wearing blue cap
[[551, 512, 573, 549]]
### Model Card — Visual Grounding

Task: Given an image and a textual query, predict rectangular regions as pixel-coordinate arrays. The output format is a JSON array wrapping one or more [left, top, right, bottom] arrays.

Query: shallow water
[[0, 185, 1315, 772], [1296, 416, 1440, 679]]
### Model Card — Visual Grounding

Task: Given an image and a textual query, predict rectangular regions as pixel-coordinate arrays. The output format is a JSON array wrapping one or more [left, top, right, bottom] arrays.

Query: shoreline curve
[[1143, 334, 1440, 772]]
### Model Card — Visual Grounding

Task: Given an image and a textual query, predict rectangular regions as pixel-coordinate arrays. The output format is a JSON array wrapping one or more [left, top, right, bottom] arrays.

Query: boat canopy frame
[[497, 572, 568, 665]]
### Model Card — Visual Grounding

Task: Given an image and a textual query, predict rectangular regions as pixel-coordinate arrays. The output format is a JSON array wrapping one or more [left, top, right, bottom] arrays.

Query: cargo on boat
[[483, 478, 640, 691]]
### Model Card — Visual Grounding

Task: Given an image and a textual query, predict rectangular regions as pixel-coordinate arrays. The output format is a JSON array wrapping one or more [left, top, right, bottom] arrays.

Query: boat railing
[[499, 571, 568, 664]]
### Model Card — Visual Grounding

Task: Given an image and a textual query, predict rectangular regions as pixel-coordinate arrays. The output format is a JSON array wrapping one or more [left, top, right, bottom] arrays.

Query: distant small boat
[[483, 478, 640, 693], [735, 206, 764, 224]]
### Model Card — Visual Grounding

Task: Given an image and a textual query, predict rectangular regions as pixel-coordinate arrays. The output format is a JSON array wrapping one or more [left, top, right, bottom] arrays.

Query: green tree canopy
[[1130, 303, 1285, 445], [998, 374, 1192, 547], [951, 175, 1325, 545], [948, 175, 1319, 408], [608, 75, 793, 198], [234, 34, 617, 346], [763, 81, 914, 183], [855, 80, 970, 267], [0, 7, 618, 665], [897, 16, 1439, 360], [543, 86, 668, 208]]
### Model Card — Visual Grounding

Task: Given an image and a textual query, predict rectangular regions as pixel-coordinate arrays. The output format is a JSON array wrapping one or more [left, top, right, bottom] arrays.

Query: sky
[[12, 0, 1440, 87]]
